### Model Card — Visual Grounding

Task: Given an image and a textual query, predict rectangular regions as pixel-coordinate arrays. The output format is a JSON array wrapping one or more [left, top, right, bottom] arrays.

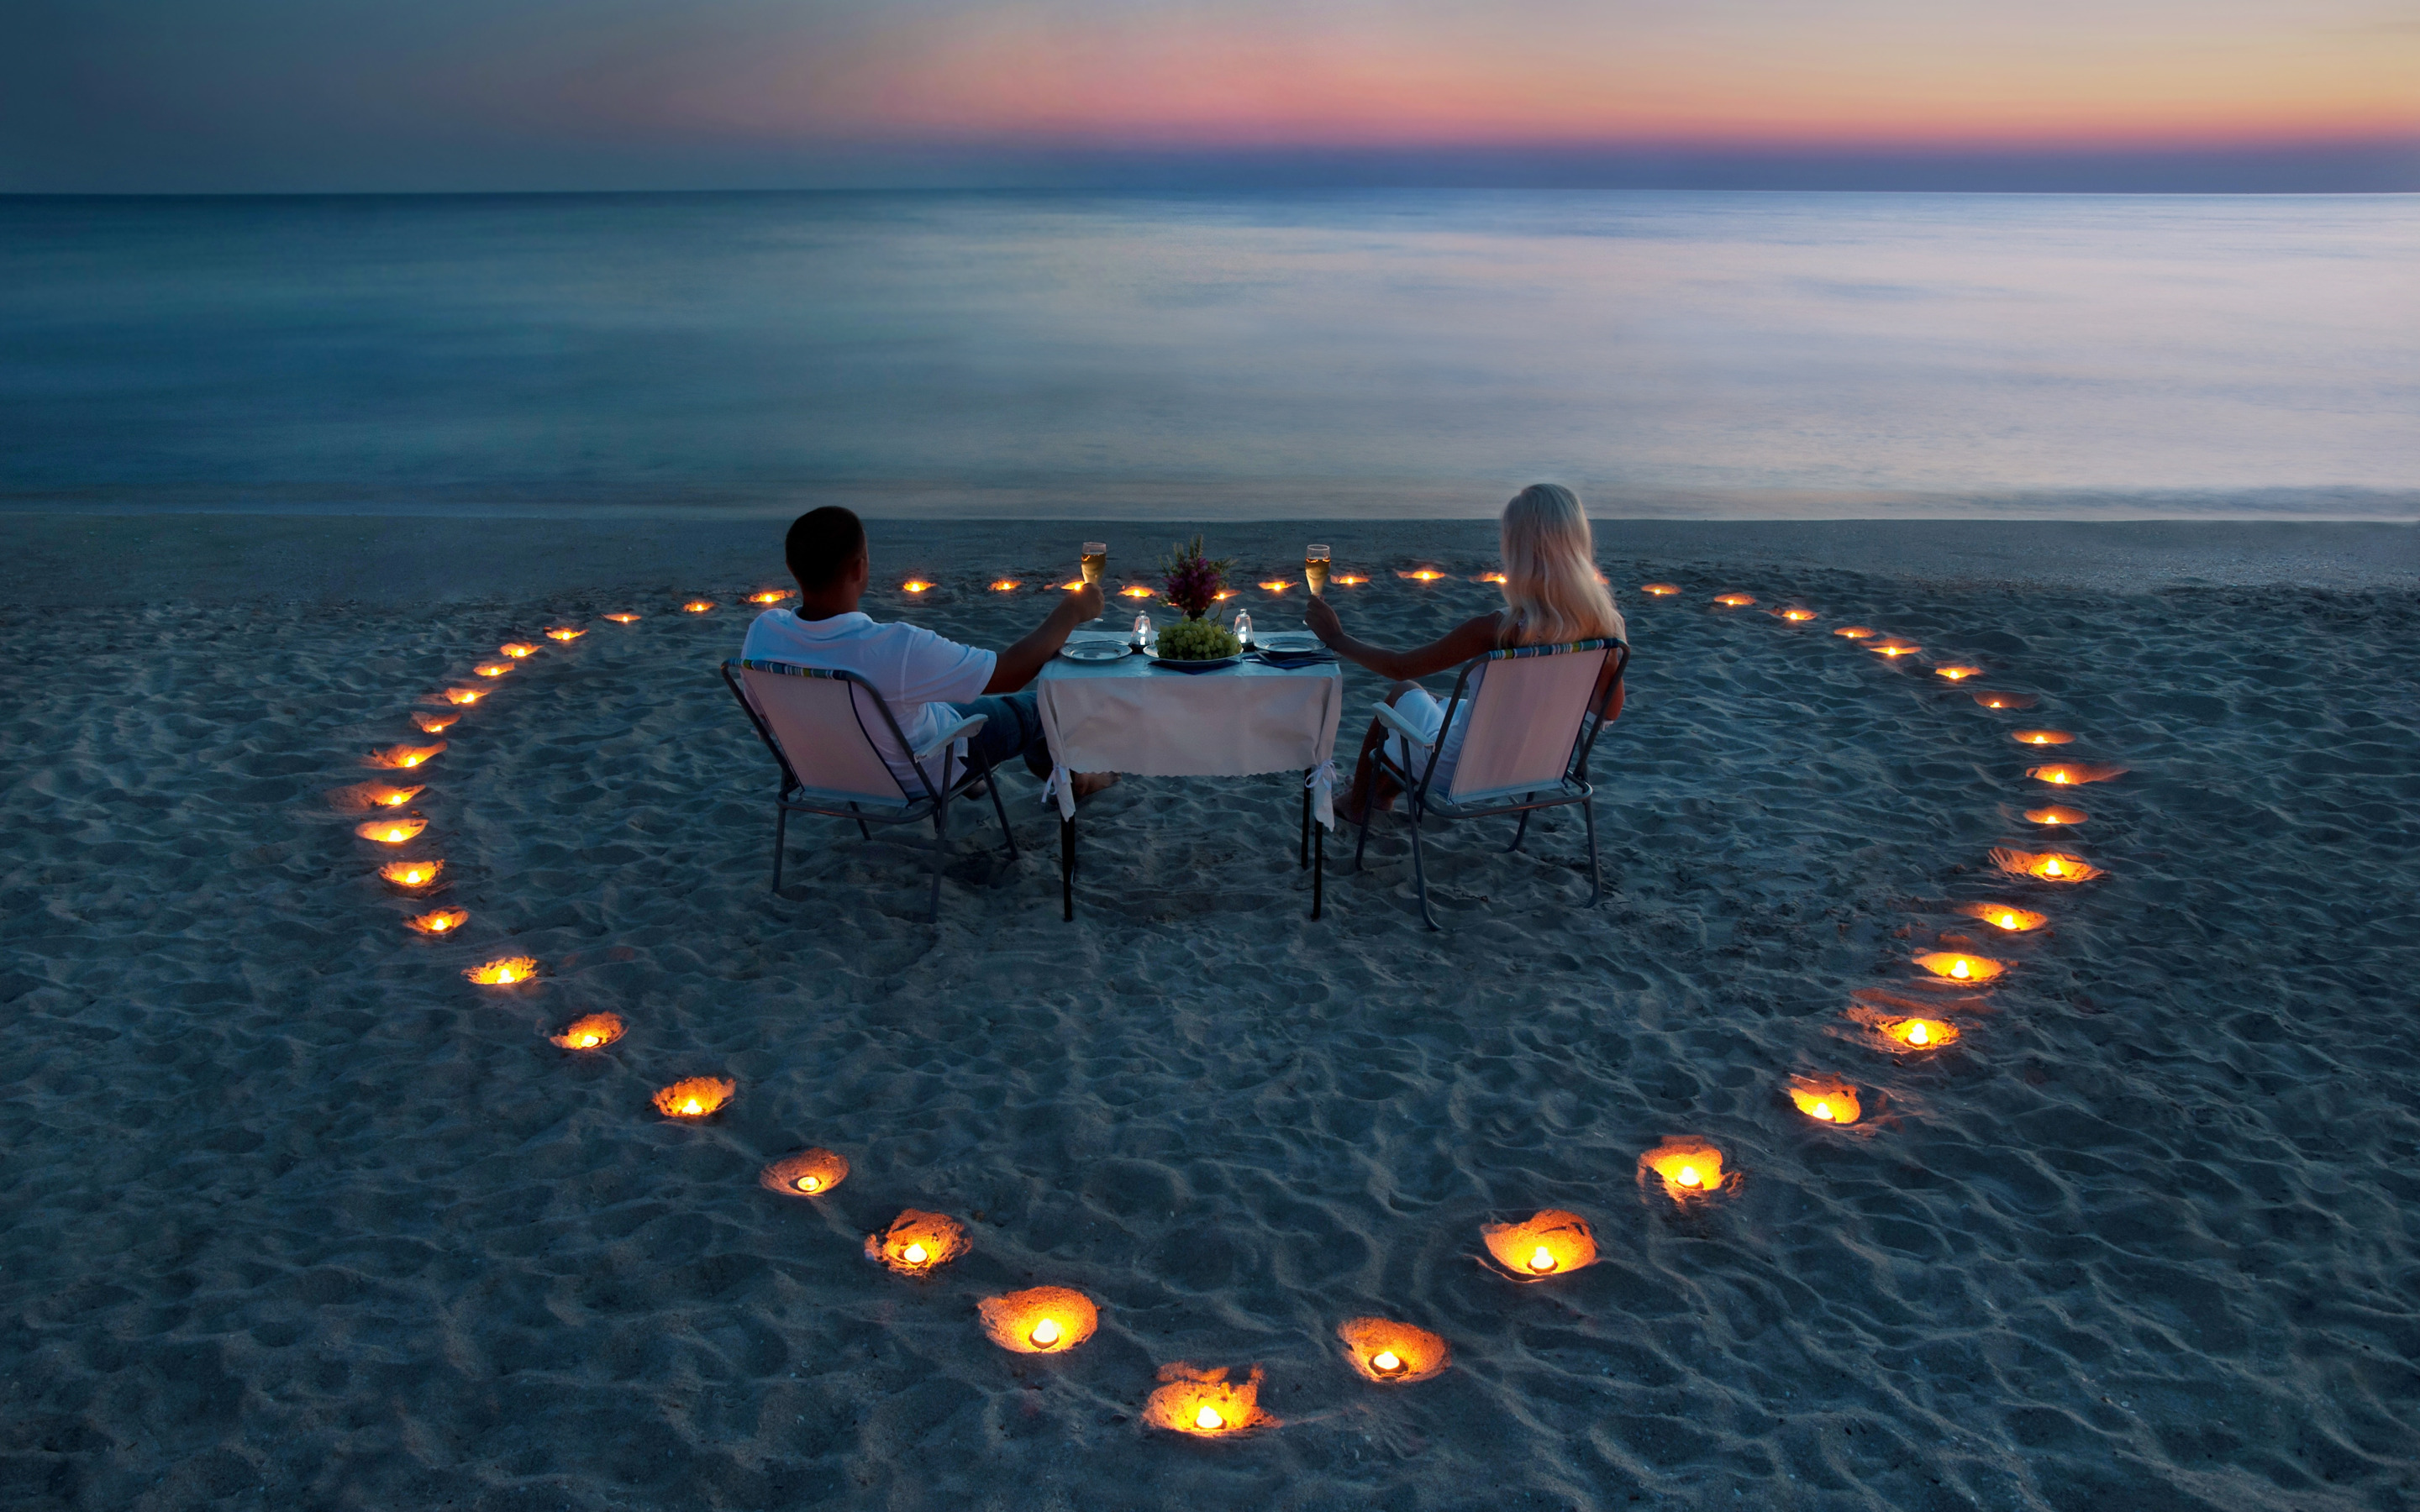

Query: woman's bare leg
[[1339, 682, 1420, 823]]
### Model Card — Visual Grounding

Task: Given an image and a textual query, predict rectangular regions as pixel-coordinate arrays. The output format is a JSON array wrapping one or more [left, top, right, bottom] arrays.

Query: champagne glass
[[1080, 542, 1107, 587], [1304, 543, 1332, 596]]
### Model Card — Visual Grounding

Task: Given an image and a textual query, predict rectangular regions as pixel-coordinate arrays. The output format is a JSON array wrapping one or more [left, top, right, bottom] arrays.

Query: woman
[[1302, 484, 1627, 823]]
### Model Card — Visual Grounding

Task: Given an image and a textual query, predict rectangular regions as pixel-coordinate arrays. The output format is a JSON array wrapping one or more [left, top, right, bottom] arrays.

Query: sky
[[4, 0, 2417, 192]]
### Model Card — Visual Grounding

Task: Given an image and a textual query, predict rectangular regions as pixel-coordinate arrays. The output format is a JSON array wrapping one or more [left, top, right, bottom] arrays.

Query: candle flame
[[797, 1175, 819, 1192], [411, 711, 458, 732], [1194, 1406, 1223, 1431], [404, 907, 468, 935], [901, 580, 932, 593], [1482, 1210, 1597, 1279], [1370, 1350, 1401, 1372], [604, 612, 641, 622], [1990, 846, 2105, 882], [1780, 607, 1818, 621], [1933, 665, 1982, 680], [1833, 625, 1876, 638], [1338, 1318, 1449, 1383], [2024, 806, 2088, 826], [1332, 574, 1366, 585], [379, 858, 444, 886], [1786, 1075, 1863, 1125], [652, 1076, 734, 1118], [445, 688, 482, 705], [356, 816, 425, 843], [990, 579, 1020, 591], [1640, 583, 1681, 596], [1640, 1138, 1731, 1200], [1528, 1246, 1556, 1273], [1870, 641, 1921, 657], [544, 627, 584, 641], [1118, 585, 1155, 597], [1255, 580, 1292, 592], [682, 601, 715, 613], [1476, 572, 1508, 585], [2012, 729, 2075, 747], [465, 956, 539, 986], [1712, 592, 1754, 606], [2026, 762, 2128, 786], [549, 1013, 625, 1050], [748, 589, 792, 604], [865, 1210, 967, 1274], [978, 1285, 1098, 1353], [498, 643, 537, 659], [1908, 1022, 1929, 1044], [474, 663, 510, 678], [1144, 1363, 1274, 1436]]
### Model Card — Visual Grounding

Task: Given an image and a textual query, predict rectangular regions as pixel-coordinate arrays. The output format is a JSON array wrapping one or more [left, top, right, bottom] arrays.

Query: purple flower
[[1159, 536, 1234, 618]]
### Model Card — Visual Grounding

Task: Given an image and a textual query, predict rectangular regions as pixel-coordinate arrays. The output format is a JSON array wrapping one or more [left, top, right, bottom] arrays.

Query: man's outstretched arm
[[983, 583, 1104, 693]]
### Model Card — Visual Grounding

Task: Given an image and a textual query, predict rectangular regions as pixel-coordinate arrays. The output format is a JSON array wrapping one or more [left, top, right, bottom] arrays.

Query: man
[[740, 507, 1115, 798]]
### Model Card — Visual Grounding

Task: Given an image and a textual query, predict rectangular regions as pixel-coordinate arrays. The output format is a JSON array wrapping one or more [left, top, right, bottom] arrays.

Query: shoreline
[[4, 513, 2416, 607]]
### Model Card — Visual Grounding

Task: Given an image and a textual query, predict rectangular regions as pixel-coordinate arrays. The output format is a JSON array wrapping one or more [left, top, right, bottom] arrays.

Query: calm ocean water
[[1, 191, 2412, 519]]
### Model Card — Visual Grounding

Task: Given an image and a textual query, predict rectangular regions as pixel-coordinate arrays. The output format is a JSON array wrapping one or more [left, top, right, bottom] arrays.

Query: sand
[[2, 514, 2416, 1511]]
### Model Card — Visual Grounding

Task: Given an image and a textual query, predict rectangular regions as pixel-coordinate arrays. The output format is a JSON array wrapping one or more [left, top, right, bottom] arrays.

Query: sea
[[1, 191, 2412, 520]]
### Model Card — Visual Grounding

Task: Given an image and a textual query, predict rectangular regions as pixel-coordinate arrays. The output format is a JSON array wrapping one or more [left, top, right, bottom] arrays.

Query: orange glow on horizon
[[679, 13, 2420, 157]]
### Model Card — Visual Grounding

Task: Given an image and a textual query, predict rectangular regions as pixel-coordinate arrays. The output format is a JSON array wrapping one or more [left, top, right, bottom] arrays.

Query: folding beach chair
[[720, 659, 1018, 921], [1352, 638, 1628, 930]]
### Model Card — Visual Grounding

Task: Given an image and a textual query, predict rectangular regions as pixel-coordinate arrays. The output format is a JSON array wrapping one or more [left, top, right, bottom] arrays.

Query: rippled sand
[[2, 522, 2416, 1510]]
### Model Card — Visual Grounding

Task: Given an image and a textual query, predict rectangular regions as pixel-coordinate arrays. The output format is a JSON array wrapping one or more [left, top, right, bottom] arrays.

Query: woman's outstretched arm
[[1302, 596, 1502, 681]]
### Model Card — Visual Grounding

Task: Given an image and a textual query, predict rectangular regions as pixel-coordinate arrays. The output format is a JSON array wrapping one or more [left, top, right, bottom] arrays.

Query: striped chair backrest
[[1445, 639, 1617, 802], [735, 660, 906, 804]]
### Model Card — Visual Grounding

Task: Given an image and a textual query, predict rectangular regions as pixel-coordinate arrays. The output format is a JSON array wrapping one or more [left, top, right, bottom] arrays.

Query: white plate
[[1059, 642, 1131, 663], [1252, 633, 1322, 653]]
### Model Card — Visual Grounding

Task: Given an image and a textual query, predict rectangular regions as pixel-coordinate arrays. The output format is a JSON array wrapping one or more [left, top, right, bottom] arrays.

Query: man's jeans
[[949, 692, 1051, 780]]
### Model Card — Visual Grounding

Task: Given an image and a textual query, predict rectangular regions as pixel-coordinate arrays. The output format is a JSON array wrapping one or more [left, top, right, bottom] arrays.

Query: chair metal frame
[[1350, 638, 1629, 930], [720, 659, 1018, 921]]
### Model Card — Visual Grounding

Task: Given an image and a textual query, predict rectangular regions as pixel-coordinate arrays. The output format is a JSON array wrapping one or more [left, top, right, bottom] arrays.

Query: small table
[[1036, 637, 1345, 921]]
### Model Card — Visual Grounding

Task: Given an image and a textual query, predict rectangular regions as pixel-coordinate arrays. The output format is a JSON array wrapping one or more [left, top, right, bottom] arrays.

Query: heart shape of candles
[[1990, 846, 2104, 882], [1337, 1319, 1449, 1384], [1640, 583, 1681, 596], [403, 907, 469, 935], [411, 711, 459, 733], [1786, 1074, 1864, 1125], [2027, 762, 2128, 785], [463, 956, 539, 986], [378, 858, 444, 887], [1639, 1137, 1732, 1202], [548, 1012, 625, 1050], [652, 1076, 735, 1120], [1480, 1209, 1598, 1279], [978, 1287, 1100, 1354], [2011, 729, 2074, 746], [1712, 591, 1755, 606], [1953, 901, 2048, 932], [864, 1210, 968, 1275], [758, 1147, 850, 1198], [1143, 1363, 1276, 1437], [355, 816, 427, 845]]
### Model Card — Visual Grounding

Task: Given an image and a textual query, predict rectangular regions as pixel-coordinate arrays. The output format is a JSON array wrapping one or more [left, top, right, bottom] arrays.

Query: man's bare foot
[[1071, 771, 1119, 800]]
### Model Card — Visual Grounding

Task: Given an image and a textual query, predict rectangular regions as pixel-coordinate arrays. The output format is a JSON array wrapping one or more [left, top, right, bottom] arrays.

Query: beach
[[3, 513, 2416, 1511]]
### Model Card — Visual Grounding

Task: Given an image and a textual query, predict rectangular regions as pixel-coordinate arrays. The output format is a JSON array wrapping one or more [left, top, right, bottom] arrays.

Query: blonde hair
[[1497, 484, 1624, 647]]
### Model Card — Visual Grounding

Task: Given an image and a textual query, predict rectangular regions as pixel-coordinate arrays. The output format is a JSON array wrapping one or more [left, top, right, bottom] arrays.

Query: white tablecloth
[[1035, 636, 1345, 827]]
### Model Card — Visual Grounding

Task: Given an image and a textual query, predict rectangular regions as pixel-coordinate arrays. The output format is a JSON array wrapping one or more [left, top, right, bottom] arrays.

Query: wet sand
[[1, 514, 2415, 1510]]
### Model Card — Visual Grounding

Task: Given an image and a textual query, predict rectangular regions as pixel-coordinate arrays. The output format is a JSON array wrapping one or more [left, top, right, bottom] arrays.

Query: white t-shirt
[[740, 610, 996, 789]]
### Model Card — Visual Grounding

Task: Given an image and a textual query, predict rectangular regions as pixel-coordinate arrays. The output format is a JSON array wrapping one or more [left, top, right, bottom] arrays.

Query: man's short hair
[[785, 507, 866, 591]]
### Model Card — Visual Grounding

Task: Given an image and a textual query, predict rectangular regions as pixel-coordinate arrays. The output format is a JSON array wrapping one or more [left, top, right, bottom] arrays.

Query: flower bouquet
[[1160, 536, 1234, 621]]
